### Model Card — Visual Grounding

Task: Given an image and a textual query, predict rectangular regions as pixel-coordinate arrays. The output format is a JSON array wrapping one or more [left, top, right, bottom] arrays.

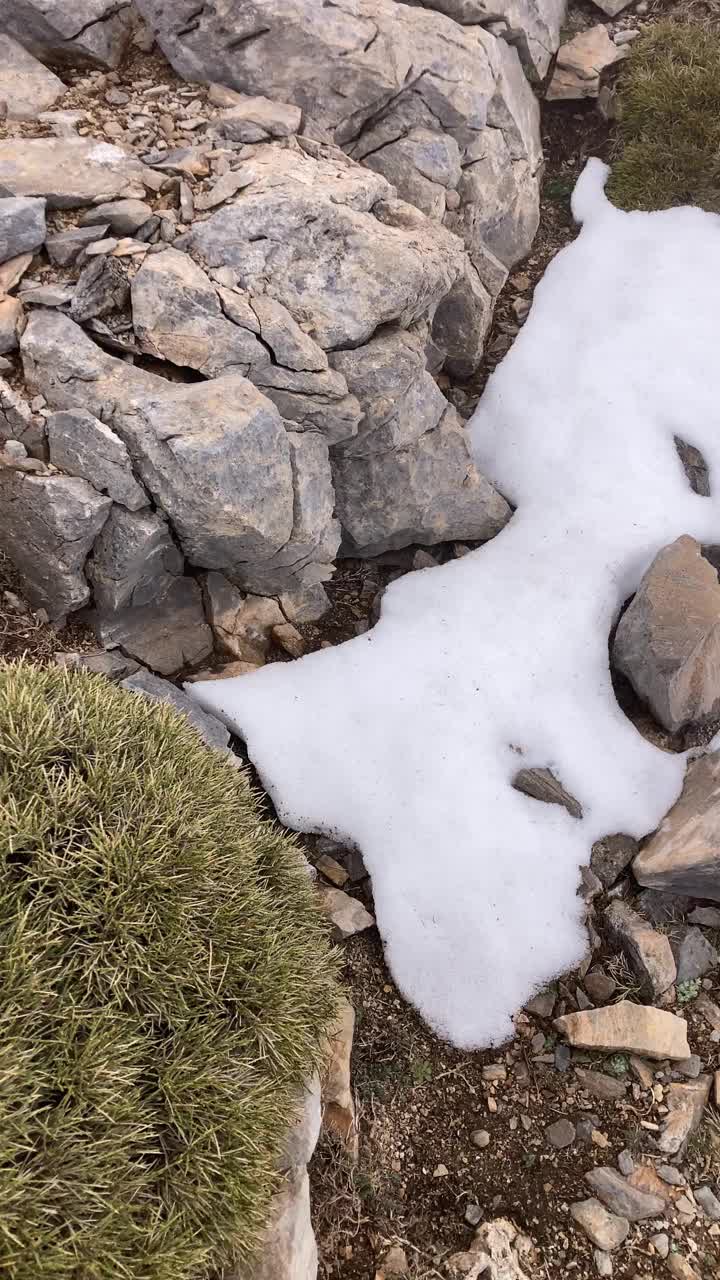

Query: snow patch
[[188, 162, 720, 1049]]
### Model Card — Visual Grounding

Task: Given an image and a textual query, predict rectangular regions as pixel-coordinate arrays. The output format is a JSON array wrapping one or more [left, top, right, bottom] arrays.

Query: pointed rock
[[512, 766, 582, 819], [605, 900, 676, 999], [657, 1076, 712, 1156], [554, 1001, 690, 1061], [584, 1167, 665, 1221], [0, 33, 65, 120], [633, 751, 720, 901], [570, 1199, 629, 1251], [322, 997, 357, 1158]]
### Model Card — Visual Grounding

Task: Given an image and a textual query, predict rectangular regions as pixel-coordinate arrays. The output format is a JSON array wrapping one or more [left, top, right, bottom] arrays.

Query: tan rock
[[231, 1166, 316, 1280], [0, 294, 25, 354], [570, 1198, 629, 1251], [605, 900, 676, 999], [319, 886, 375, 941], [613, 536, 720, 732], [658, 1076, 712, 1155], [634, 750, 720, 900], [629, 1055, 655, 1089], [627, 1165, 676, 1205], [272, 622, 306, 658], [204, 571, 284, 663], [316, 854, 349, 887], [547, 26, 626, 101], [584, 1167, 665, 1221], [322, 996, 358, 1159], [554, 1001, 690, 1061], [666, 1255, 702, 1280], [186, 661, 262, 682], [574, 1068, 626, 1102]]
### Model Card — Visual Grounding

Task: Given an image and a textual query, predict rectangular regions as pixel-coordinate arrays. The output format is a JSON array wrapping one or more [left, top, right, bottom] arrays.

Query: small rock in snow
[[525, 987, 556, 1019], [512, 766, 582, 818]]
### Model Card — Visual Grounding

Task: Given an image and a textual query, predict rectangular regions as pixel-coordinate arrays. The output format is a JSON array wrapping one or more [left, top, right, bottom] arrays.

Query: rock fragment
[[570, 1199, 629, 1251], [318, 887, 375, 941], [605, 900, 676, 999], [547, 26, 626, 101], [0, 137, 146, 209], [47, 409, 147, 511], [554, 1001, 690, 1061], [633, 751, 720, 901], [0, 33, 65, 119], [584, 1167, 665, 1221], [657, 1076, 712, 1156], [121, 670, 230, 752], [0, 0, 135, 68], [0, 196, 46, 263]]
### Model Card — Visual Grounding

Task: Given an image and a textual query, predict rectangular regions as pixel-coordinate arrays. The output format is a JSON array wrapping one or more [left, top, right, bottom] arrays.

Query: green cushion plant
[[0, 661, 338, 1280]]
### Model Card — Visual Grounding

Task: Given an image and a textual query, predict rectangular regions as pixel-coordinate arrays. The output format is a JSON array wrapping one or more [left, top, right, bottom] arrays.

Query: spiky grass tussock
[[608, 21, 720, 213], [0, 661, 339, 1280]]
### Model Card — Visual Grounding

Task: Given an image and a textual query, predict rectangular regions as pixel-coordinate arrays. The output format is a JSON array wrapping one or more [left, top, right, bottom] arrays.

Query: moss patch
[[608, 21, 720, 212], [0, 661, 338, 1280]]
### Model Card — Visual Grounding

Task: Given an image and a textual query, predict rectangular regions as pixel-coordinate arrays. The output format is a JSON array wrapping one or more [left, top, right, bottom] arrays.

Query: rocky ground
[[1, 2, 720, 1279]]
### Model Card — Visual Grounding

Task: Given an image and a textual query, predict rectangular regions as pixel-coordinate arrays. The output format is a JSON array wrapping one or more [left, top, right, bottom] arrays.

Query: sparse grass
[[0, 662, 339, 1280], [609, 21, 720, 212], [606, 954, 643, 1003]]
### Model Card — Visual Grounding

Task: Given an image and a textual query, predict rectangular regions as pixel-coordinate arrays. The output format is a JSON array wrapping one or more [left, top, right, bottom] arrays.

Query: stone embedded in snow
[[187, 162, 720, 1049], [179, 140, 464, 353], [322, 997, 357, 1158], [584, 1168, 665, 1222], [570, 1199, 629, 1252], [121, 670, 230, 753], [613, 536, 720, 733], [0, 0, 135, 68], [94, 576, 213, 676], [554, 1001, 690, 1061], [87, 506, 183, 613], [231, 1166, 317, 1280], [0, 138, 146, 209], [657, 1076, 712, 1156], [673, 926, 719, 984], [633, 752, 720, 902], [512, 766, 582, 819], [204, 572, 284, 664], [604, 900, 676, 1000], [47, 409, 147, 511], [216, 94, 302, 143], [0, 471, 110, 617], [0, 33, 65, 120], [319, 887, 375, 941], [547, 26, 626, 101]]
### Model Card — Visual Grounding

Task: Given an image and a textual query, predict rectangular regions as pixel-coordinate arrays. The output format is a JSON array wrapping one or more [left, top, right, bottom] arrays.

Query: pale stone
[[584, 1168, 665, 1221], [204, 572, 284, 664], [605, 900, 676, 999], [570, 1199, 629, 1251], [121, 670, 230, 752], [0, 0, 134, 68], [230, 1167, 317, 1280], [0, 195, 46, 264], [554, 1001, 690, 1061], [657, 1076, 712, 1156], [0, 137, 146, 209], [318, 887, 375, 941], [0, 34, 65, 120], [322, 997, 357, 1158], [547, 26, 626, 101], [634, 750, 720, 901]]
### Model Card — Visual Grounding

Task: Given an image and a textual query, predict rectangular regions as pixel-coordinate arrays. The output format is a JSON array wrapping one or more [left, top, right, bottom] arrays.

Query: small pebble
[[650, 1232, 669, 1258], [694, 1185, 720, 1221], [617, 1149, 634, 1177], [554, 1043, 572, 1073], [594, 1250, 612, 1277], [472, 1129, 491, 1148], [545, 1117, 576, 1149], [464, 1203, 483, 1226]]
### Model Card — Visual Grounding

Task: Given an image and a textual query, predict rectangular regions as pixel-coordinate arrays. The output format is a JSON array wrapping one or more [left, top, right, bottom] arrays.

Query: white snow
[[188, 161, 720, 1049]]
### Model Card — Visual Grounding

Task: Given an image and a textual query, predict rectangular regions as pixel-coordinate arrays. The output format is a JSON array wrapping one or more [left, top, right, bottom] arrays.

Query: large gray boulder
[[87, 506, 183, 612], [0, 0, 135, 68], [0, 33, 65, 120], [0, 137, 147, 209], [0, 471, 110, 616], [0, 196, 46, 265]]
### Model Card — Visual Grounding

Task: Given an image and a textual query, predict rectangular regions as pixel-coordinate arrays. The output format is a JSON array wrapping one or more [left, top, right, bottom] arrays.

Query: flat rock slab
[[584, 1167, 665, 1222], [121, 670, 230, 752], [95, 576, 213, 676], [634, 750, 720, 901], [0, 137, 147, 208], [0, 0, 134, 68], [0, 33, 65, 119], [554, 1001, 690, 1061]]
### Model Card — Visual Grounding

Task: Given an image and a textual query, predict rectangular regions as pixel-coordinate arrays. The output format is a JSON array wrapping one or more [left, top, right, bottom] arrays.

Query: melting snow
[[189, 161, 720, 1049]]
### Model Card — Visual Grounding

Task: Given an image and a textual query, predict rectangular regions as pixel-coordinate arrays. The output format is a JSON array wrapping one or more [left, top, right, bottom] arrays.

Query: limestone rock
[[554, 1001, 690, 1061], [584, 1168, 665, 1222], [204, 572, 284, 663], [673, 926, 719, 984], [46, 223, 111, 267], [180, 140, 464, 352], [0, 137, 146, 209], [0, 33, 65, 120], [230, 1166, 317, 1280], [216, 93, 302, 143], [279, 1075, 322, 1173], [94, 575, 213, 676], [322, 997, 357, 1158], [574, 1069, 626, 1102], [613, 537, 720, 733], [0, 376, 44, 453], [319, 887, 375, 941], [70, 255, 131, 323], [0, 471, 110, 616], [0, 0, 135, 68], [47, 409, 147, 510], [87, 506, 183, 613], [56, 648, 139, 680], [450, 1219, 531, 1280], [121, 670, 230, 752], [666, 1256, 701, 1280], [410, 0, 565, 80], [0, 295, 24, 354], [547, 26, 626, 101], [633, 751, 720, 901], [591, 833, 638, 889], [657, 1076, 712, 1156], [570, 1199, 629, 1251], [605, 900, 676, 999], [80, 199, 153, 238]]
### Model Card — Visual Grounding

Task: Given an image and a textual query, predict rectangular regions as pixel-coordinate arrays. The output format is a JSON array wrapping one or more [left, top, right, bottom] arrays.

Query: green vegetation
[[609, 21, 720, 212], [0, 662, 338, 1280], [676, 976, 702, 1003]]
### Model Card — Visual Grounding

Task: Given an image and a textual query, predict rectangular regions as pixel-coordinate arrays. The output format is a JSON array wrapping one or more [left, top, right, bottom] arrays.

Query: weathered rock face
[[0, 33, 66, 120], [0, 0, 135, 69], [633, 751, 720, 901], [604, 900, 677, 1000], [0, 137, 147, 209], [0, 471, 110, 617], [546, 25, 626, 100], [0, 196, 46, 265], [47, 409, 147, 511], [613, 536, 720, 734]]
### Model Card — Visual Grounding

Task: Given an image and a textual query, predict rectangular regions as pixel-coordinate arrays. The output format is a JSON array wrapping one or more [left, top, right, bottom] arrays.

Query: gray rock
[[47, 409, 147, 511], [95, 575, 213, 676], [56, 648, 140, 680], [80, 199, 153, 237], [333, 403, 510, 557], [617, 1150, 634, 1177], [410, 0, 565, 80], [180, 140, 464, 352], [0, 470, 110, 617], [591, 833, 638, 889], [633, 751, 720, 901], [280, 583, 330, 624], [0, 33, 65, 120], [569, 1199, 629, 1252], [121, 669, 230, 751], [431, 261, 496, 381], [0, 196, 46, 265], [674, 926, 719, 985], [512, 766, 582, 819], [46, 223, 111, 267], [0, 375, 45, 454], [688, 906, 720, 928], [574, 1069, 626, 1102], [545, 1117, 575, 1148], [70, 255, 130, 322], [0, 137, 147, 209], [18, 283, 74, 308], [583, 970, 616, 1004], [0, 0, 135, 68], [614, 537, 720, 733], [0, 295, 24, 354], [636, 887, 690, 924], [231, 1166, 317, 1280], [694, 1185, 720, 1222], [584, 1168, 665, 1222], [87, 506, 183, 612], [675, 1055, 702, 1079], [204, 572, 284, 663], [658, 1076, 712, 1156], [216, 93, 302, 143], [605, 900, 677, 999], [656, 1164, 686, 1187]]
